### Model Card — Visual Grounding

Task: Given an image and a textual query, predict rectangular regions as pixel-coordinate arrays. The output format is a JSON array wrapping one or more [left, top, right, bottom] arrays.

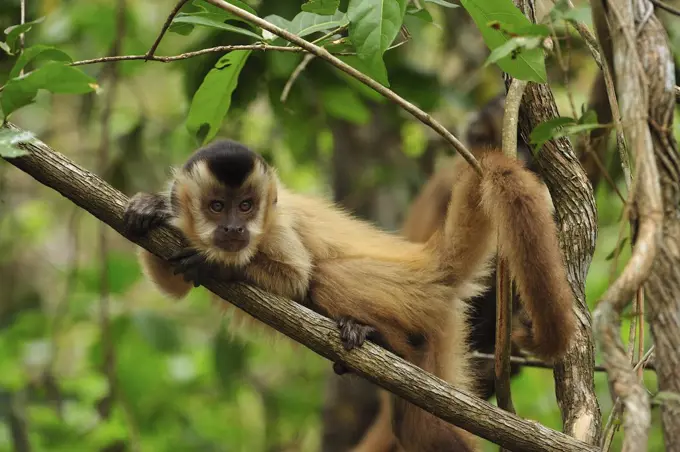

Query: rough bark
[[508, 1, 601, 445], [626, 1, 680, 448], [1, 125, 599, 452]]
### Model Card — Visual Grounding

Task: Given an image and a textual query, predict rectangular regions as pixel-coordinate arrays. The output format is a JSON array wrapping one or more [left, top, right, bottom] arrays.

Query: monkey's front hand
[[123, 192, 171, 237], [168, 247, 218, 288], [337, 316, 378, 351]]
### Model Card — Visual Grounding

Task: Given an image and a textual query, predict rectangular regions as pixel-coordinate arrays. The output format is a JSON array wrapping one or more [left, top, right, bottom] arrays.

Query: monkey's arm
[[124, 192, 194, 299]]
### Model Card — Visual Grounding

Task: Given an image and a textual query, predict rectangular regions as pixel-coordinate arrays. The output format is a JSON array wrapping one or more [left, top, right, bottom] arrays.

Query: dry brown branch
[[1, 124, 600, 452], [203, 0, 482, 175], [590, 0, 666, 450], [508, 0, 601, 444], [650, 0, 680, 15]]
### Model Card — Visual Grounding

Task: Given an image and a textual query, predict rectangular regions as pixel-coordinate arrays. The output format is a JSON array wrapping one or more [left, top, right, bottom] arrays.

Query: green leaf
[[213, 327, 248, 392], [132, 311, 181, 353], [172, 13, 263, 39], [484, 35, 545, 67], [1, 62, 97, 118], [194, 0, 257, 16], [406, 6, 434, 23], [548, 0, 592, 25], [4, 17, 45, 54], [347, 0, 408, 86], [288, 11, 349, 38], [9, 45, 73, 79], [301, 0, 341, 15], [186, 50, 252, 144], [424, 0, 459, 7], [262, 15, 292, 41], [460, 0, 546, 82], [529, 116, 575, 151], [321, 85, 371, 124], [0, 41, 11, 55], [0, 129, 35, 158]]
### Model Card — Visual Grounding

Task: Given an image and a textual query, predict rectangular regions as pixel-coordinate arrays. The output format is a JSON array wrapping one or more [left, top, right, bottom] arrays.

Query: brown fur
[[128, 143, 575, 451]]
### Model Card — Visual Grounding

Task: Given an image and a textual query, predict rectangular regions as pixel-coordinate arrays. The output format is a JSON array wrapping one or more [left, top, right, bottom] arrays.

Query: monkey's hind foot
[[337, 317, 378, 351], [168, 247, 214, 288], [124, 192, 171, 237]]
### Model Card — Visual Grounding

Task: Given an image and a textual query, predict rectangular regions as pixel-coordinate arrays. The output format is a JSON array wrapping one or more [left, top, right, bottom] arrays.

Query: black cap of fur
[[184, 139, 263, 188]]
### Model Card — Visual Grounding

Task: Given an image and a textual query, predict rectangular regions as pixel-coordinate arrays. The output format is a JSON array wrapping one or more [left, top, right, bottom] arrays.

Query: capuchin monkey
[[124, 139, 576, 451]]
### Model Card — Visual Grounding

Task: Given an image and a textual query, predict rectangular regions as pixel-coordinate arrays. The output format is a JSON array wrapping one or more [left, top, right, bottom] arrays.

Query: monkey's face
[[171, 145, 275, 267], [202, 186, 260, 253]]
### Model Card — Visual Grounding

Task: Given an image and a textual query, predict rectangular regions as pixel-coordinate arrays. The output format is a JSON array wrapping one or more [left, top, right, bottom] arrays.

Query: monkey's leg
[[350, 390, 400, 452]]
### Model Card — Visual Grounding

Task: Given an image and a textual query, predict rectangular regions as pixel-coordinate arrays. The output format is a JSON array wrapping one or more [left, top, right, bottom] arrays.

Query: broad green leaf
[[288, 11, 349, 38], [529, 116, 575, 150], [321, 85, 371, 124], [172, 13, 262, 40], [0, 41, 11, 55], [262, 15, 292, 41], [348, 0, 408, 86], [0, 129, 35, 158], [193, 0, 257, 16], [1, 62, 97, 118], [186, 50, 252, 144], [10, 45, 72, 79], [460, 0, 546, 82], [484, 35, 544, 67], [424, 0, 459, 7], [132, 311, 181, 353], [4, 17, 45, 54], [302, 0, 341, 15], [406, 6, 434, 23], [488, 21, 551, 38], [578, 108, 599, 125]]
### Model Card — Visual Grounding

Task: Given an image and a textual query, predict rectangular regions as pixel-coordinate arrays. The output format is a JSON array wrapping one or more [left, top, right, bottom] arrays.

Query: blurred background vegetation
[[1, 0, 679, 450]]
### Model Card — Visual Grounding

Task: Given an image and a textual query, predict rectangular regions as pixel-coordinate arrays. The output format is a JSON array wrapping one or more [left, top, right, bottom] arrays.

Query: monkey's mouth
[[213, 232, 249, 253]]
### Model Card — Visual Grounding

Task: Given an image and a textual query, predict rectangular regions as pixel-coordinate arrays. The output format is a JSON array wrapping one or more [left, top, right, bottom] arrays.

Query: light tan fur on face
[[136, 145, 575, 452]]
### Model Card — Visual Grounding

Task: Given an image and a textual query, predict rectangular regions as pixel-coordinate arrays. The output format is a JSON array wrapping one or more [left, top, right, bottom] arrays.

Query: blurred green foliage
[[0, 0, 678, 450]]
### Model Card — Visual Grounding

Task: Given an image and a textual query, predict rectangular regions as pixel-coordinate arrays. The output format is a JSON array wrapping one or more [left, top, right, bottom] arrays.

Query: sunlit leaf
[[301, 0, 341, 15], [10, 45, 73, 79], [186, 50, 252, 144], [0, 129, 35, 158], [460, 0, 546, 82], [484, 35, 544, 67], [321, 85, 371, 124], [347, 0, 408, 86], [1, 62, 97, 118], [4, 17, 45, 54], [172, 13, 263, 40], [424, 0, 459, 7]]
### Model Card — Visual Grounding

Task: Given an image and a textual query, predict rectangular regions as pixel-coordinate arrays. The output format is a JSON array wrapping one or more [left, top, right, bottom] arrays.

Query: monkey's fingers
[[337, 317, 377, 351]]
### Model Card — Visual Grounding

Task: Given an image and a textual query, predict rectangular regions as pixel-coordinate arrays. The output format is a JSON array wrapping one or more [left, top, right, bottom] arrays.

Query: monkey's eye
[[239, 199, 253, 213], [209, 200, 224, 213]]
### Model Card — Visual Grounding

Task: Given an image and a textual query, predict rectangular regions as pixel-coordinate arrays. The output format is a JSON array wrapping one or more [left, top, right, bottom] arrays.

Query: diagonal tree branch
[[1, 123, 598, 452]]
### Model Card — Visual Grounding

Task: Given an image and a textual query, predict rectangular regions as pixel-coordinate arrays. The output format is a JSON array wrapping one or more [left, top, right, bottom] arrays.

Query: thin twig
[[280, 53, 315, 103], [203, 0, 482, 175], [19, 0, 26, 76], [145, 0, 190, 59], [554, 0, 603, 68], [494, 78, 527, 422], [471, 352, 655, 373], [650, 0, 680, 16]]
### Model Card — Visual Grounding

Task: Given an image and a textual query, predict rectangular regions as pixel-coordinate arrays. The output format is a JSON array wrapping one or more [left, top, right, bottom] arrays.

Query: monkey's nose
[[223, 226, 245, 235]]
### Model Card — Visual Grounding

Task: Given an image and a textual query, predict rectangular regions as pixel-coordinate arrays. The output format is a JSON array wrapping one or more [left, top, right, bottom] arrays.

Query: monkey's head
[[170, 140, 278, 266]]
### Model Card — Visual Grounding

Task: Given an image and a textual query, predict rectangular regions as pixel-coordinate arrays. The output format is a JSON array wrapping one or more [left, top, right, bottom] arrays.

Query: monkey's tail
[[478, 152, 576, 360]]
